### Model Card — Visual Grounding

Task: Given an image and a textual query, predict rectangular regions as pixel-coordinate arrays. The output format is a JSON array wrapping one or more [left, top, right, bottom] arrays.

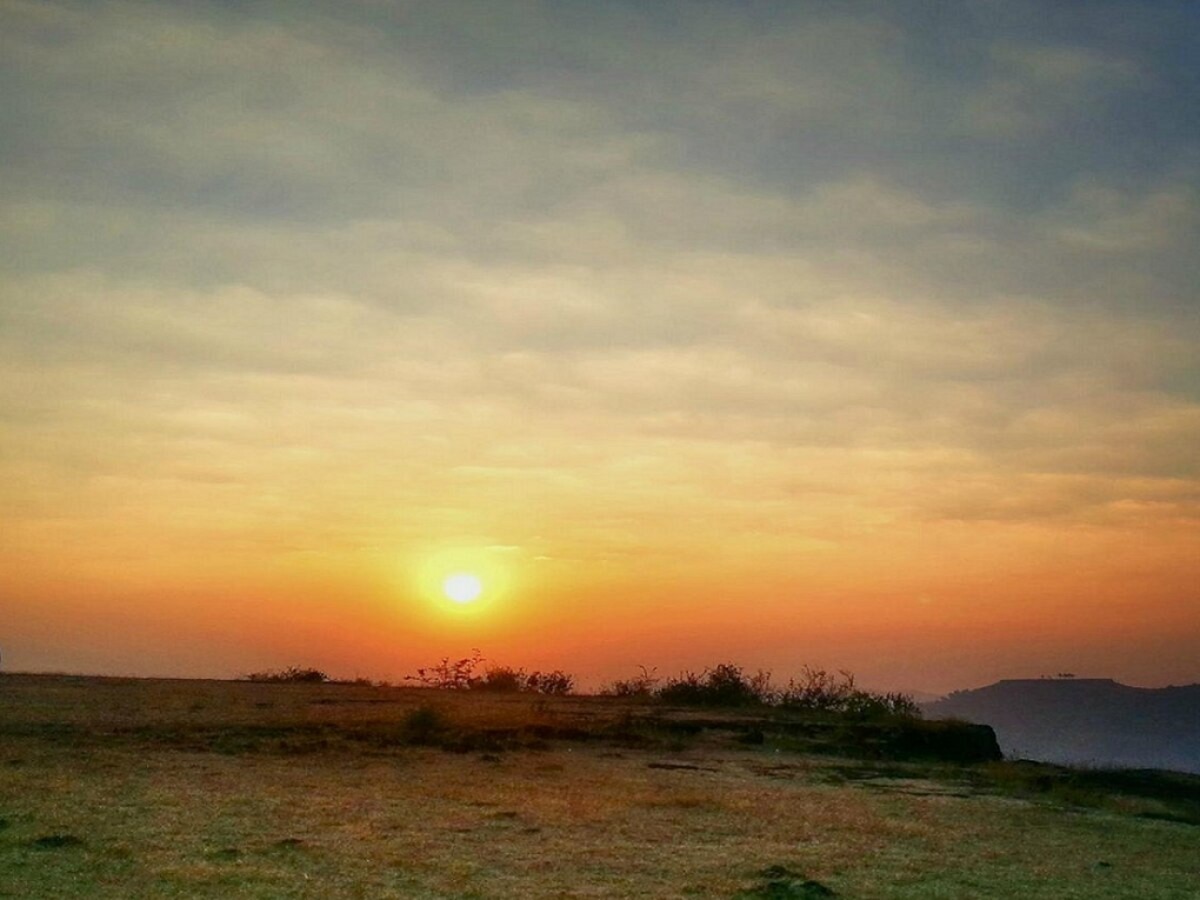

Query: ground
[[0, 675, 1197, 899]]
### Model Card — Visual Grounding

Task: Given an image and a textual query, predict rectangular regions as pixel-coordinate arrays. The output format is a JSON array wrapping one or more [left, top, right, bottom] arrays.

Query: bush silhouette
[[525, 669, 574, 696], [601, 666, 660, 697], [245, 666, 329, 684], [654, 662, 920, 718], [778, 667, 921, 719], [406, 650, 484, 689], [408, 653, 574, 695], [403, 652, 912, 715], [474, 666, 525, 692], [473, 666, 575, 695], [658, 663, 773, 707]]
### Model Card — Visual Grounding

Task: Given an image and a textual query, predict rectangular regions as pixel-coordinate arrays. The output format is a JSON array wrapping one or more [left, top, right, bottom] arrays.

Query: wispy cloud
[[1, 0, 1197, 685]]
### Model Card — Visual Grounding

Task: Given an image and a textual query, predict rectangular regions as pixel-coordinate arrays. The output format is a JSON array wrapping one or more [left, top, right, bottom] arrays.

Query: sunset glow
[[0, 1, 1197, 694], [443, 574, 483, 605]]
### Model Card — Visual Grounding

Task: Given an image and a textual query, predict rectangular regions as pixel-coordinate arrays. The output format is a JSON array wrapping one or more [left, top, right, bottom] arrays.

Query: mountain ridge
[[924, 678, 1200, 773]]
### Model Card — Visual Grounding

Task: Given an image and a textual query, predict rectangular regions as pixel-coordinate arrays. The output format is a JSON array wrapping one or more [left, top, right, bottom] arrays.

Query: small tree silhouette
[[406, 650, 484, 689], [406, 653, 574, 694]]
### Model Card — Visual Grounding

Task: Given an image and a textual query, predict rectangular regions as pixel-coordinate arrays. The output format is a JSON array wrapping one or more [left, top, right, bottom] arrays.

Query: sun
[[442, 572, 483, 604]]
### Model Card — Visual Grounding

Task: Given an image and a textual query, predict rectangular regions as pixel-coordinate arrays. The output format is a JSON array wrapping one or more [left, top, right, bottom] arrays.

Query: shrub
[[651, 662, 921, 719], [778, 667, 921, 719], [474, 666, 525, 692], [472, 666, 575, 695], [848, 690, 922, 719], [602, 666, 659, 698], [526, 669, 574, 696], [406, 650, 483, 690], [778, 667, 856, 712], [408, 653, 574, 695], [658, 663, 773, 707], [245, 666, 329, 684]]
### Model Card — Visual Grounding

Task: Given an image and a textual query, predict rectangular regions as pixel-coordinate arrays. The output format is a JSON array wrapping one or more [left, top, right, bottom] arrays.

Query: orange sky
[[1, 1, 1198, 692]]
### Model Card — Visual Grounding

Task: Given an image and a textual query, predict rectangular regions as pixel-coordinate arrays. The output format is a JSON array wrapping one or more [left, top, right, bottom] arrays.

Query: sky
[[1, 0, 1197, 693]]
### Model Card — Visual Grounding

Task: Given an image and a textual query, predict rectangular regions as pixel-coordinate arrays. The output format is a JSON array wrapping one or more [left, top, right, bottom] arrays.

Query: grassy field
[[1, 675, 1197, 899]]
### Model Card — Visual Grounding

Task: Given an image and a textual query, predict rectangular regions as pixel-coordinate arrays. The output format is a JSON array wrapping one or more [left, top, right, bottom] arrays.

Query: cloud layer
[[2, 1, 1197, 687]]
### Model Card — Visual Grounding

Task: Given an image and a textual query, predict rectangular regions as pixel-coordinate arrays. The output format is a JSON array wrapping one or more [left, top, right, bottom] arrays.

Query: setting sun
[[442, 573, 483, 604]]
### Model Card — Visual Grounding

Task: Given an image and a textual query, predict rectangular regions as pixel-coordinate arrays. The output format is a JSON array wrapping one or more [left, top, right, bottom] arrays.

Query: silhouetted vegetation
[[330, 676, 381, 687], [513, 669, 575, 696], [473, 664, 524, 692], [779, 667, 922, 718], [405, 650, 484, 689], [407, 652, 574, 695], [658, 663, 775, 707], [400, 655, 922, 716], [650, 662, 921, 719], [241, 656, 918, 719], [601, 666, 660, 697], [473, 665, 576, 694], [244, 666, 329, 684]]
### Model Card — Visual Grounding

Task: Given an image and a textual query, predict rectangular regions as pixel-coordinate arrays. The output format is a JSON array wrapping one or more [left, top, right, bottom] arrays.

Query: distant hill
[[924, 678, 1200, 774]]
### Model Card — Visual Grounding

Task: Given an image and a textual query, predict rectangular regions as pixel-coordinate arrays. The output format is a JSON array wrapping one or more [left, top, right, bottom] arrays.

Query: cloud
[[1045, 179, 1197, 252], [1, 0, 1197, 562], [961, 42, 1140, 139]]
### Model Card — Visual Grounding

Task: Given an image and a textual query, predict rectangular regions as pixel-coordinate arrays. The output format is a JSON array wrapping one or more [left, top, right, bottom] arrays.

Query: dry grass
[[1, 675, 1197, 898]]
